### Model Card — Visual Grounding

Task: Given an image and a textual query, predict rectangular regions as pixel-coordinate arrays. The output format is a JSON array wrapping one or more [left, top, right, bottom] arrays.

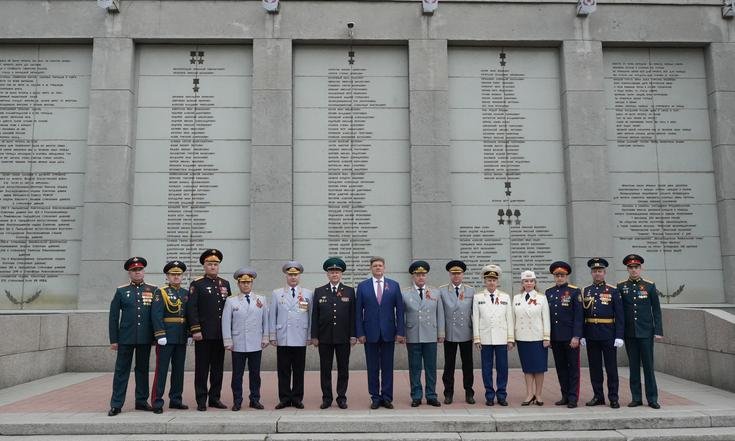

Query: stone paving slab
[[276, 414, 494, 433], [617, 427, 735, 440]]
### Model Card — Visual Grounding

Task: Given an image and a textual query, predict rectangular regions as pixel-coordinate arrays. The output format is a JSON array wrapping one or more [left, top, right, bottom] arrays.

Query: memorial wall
[[604, 48, 724, 303], [132, 45, 252, 281], [0, 45, 90, 309]]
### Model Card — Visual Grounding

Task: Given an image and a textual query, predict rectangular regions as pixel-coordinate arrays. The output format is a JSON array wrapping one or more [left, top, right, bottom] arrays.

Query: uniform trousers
[[364, 339, 395, 404], [442, 340, 474, 398], [110, 343, 151, 408], [625, 336, 658, 404], [194, 339, 225, 406], [551, 340, 581, 403], [480, 344, 508, 402], [586, 338, 619, 402], [407, 342, 438, 401], [231, 350, 262, 406], [318, 343, 351, 404], [276, 346, 306, 404], [151, 343, 186, 409]]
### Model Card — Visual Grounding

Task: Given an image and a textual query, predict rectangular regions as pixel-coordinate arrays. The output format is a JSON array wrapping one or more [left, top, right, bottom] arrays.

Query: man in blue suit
[[355, 256, 406, 409]]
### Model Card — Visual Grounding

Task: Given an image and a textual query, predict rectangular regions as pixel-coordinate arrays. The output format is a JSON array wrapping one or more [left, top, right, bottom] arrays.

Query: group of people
[[108, 250, 664, 416]]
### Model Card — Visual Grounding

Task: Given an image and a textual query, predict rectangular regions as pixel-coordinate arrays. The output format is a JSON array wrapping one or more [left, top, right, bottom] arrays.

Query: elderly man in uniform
[[617, 254, 663, 409], [472, 264, 514, 407], [269, 261, 313, 409], [187, 248, 232, 411], [151, 260, 190, 414], [222, 267, 269, 411], [581, 257, 624, 409], [438, 260, 476, 405], [311, 257, 356, 409], [403, 261, 445, 407], [108, 257, 156, 416], [546, 261, 583, 408]]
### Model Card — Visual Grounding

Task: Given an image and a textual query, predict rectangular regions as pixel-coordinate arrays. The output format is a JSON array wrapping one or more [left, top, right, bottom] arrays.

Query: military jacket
[[402, 285, 445, 343], [222, 292, 269, 352], [545, 282, 584, 341], [438, 283, 475, 342], [582, 282, 624, 341], [617, 278, 663, 338], [186, 276, 231, 340], [311, 283, 356, 344], [269, 285, 313, 346], [109, 281, 157, 345], [151, 284, 189, 345]]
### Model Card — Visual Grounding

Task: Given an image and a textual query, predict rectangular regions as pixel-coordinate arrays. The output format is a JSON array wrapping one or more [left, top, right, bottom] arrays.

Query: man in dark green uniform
[[617, 254, 663, 409], [151, 260, 190, 413], [108, 256, 156, 416]]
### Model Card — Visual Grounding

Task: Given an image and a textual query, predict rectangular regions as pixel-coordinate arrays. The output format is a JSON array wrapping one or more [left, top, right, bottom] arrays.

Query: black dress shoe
[[135, 403, 153, 411], [209, 400, 227, 409], [231, 404, 241, 411], [249, 401, 265, 410], [485, 400, 494, 406], [108, 407, 121, 416], [382, 401, 394, 409], [275, 401, 289, 409], [169, 403, 189, 410], [320, 401, 331, 409], [628, 400, 643, 407], [338, 401, 348, 409], [497, 399, 508, 406], [411, 399, 421, 407], [586, 398, 605, 406], [466, 394, 476, 405], [427, 398, 441, 407], [649, 402, 661, 409], [567, 401, 578, 409], [153, 407, 163, 414], [610, 401, 620, 409], [521, 396, 536, 406], [370, 401, 381, 409], [293, 401, 304, 409], [197, 403, 207, 411], [444, 395, 453, 405], [555, 398, 569, 406]]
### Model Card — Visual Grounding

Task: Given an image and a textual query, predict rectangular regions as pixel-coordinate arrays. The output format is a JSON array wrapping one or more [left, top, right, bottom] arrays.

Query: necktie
[[291, 287, 296, 298], [490, 293, 494, 303], [245, 294, 250, 304], [332, 286, 337, 295], [376, 280, 383, 304], [418, 287, 424, 300], [455, 286, 460, 297], [525, 293, 530, 301]]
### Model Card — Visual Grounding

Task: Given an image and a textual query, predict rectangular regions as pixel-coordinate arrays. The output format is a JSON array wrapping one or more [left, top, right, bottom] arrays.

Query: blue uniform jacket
[[545, 282, 584, 341]]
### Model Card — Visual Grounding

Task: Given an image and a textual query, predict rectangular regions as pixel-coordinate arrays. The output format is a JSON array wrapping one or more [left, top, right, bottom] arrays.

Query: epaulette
[[439, 284, 449, 289], [193, 276, 204, 281], [117, 284, 130, 289], [642, 278, 655, 284], [606, 283, 616, 289], [464, 284, 474, 289], [617, 279, 628, 285], [568, 284, 578, 289]]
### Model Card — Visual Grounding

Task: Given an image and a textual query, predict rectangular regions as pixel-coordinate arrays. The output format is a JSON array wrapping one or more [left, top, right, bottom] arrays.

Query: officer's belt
[[163, 317, 185, 324], [585, 318, 615, 324]]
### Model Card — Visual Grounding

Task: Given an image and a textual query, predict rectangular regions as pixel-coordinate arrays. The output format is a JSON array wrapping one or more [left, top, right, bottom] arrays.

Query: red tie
[[376, 280, 383, 305]]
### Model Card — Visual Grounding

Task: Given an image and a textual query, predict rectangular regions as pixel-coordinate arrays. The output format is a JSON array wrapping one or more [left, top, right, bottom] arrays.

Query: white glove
[[157, 337, 167, 346], [614, 338, 624, 348], [580, 338, 586, 347]]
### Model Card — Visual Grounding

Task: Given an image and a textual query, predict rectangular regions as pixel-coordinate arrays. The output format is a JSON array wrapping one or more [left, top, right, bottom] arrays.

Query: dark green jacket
[[152, 284, 189, 344], [617, 278, 663, 338], [109, 281, 157, 345]]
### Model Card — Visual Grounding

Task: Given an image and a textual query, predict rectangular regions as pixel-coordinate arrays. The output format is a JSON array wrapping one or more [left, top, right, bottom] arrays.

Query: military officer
[[269, 261, 313, 409], [311, 257, 356, 409], [108, 256, 156, 416], [546, 261, 583, 408], [187, 248, 232, 411], [581, 257, 624, 409], [223, 267, 269, 411], [618, 254, 663, 409], [472, 264, 514, 407], [438, 260, 476, 405], [403, 261, 445, 407], [151, 260, 190, 414]]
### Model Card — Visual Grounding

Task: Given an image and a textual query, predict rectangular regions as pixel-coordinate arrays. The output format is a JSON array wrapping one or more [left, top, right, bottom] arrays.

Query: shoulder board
[[537, 292, 547, 297], [464, 284, 474, 289], [117, 284, 130, 289], [193, 276, 204, 281], [402, 288, 411, 294], [568, 284, 578, 289], [582, 284, 593, 291], [617, 279, 628, 285], [642, 278, 655, 284], [496, 289, 509, 296], [145, 284, 156, 289], [439, 284, 449, 288], [606, 284, 616, 289]]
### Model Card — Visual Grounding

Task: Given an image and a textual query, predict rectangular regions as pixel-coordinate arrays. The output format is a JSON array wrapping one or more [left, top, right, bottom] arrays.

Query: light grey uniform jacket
[[438, 284, 475, 343], [268, 285, 313, 347], [402, 285, 445, 343], [222, 293, 269, 352]]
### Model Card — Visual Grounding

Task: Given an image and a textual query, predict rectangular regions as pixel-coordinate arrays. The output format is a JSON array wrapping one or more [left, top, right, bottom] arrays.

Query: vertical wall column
[[408, 39, 453, 267], [250, 39, 293, 289], [560, 40, 613, 274], [706, 43, 735, 304], [78, 38, 136, 309]]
